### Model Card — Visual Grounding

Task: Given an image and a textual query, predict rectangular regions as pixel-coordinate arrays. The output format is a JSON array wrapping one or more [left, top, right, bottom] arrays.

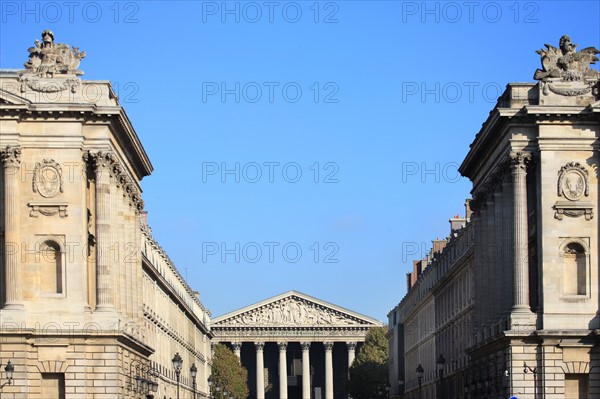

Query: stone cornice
[[84, 150, 144, 211], [0, 82, 153, 181], [142, 255, 212, 338], [143, 305, 208, 362], [390, 222, 475, 322], [140, 229, 211, 317]]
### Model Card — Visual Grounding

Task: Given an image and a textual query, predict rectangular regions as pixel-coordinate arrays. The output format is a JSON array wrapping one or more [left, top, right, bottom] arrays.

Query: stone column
[[510, 152, 532, 317], [233, 342, 242, 359], [1, 146, 23, 309], [324, 342, 334, 399], [278, 342, 288, 399], [347, 342, 357, 369], [91, 151, 114, 310], [255, 342, 265, 399], [502, 176, 514, 315], [301, 342, 311, 399]]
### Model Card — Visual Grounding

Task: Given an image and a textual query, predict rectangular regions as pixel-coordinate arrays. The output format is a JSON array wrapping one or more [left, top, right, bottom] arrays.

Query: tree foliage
[[347, 326, 389, 399], [211, 344, 249, 399]]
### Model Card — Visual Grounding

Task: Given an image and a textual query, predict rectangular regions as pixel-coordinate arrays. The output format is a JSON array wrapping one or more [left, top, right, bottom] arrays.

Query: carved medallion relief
[[29, 158, 68, 218], [554, 162, 593, 220]]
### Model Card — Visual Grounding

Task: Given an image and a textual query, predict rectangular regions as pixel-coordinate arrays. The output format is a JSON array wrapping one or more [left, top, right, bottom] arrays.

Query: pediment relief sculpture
[[215, 296, 369, 327]]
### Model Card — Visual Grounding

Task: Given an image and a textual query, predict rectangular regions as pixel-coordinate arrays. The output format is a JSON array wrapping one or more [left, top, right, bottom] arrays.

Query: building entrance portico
[[212, 291, 382, 399]]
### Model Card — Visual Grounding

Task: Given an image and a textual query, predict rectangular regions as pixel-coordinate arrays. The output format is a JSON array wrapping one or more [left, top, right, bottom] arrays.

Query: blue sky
[[1, 1, 599, 321]]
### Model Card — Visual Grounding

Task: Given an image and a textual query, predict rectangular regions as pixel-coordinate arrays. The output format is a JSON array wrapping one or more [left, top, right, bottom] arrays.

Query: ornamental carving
[[554, 162, 593, 220], [534, 35, 600, 97], [33, 159, 63, 198], [19, 77, 80, 94], [216, 296, 367, 327], [28, 202, 68, 218], [23, 30, 86, 78], [0, 146, 22, 167], [557, 162, 589, 201], [534, 35, 599, 83], [510, 152, 532, 171]]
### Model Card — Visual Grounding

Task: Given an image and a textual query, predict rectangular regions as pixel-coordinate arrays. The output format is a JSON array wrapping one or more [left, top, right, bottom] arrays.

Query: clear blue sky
[[1, 1, 599, 321]]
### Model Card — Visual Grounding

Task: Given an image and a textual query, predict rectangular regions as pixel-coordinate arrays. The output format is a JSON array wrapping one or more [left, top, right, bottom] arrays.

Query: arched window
[[40, 240, 63, 294], [563, 242, 586, 295]]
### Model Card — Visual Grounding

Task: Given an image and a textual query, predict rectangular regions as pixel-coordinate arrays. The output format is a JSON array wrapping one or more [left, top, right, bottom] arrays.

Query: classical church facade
[[212, 291, 383, 399], [388, 36, 600, 399], [0, 31, 212, 398]]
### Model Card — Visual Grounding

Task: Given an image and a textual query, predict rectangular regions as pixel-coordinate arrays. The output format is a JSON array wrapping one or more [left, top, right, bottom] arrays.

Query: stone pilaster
[[1, 146, 23, 309], [278, 342, 288, 399], [89, 151, 115, 311], [510, 153, 535, 326]]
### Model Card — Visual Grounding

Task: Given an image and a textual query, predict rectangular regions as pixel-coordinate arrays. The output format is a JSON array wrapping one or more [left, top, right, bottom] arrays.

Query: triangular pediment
[[0, 89, 31, 106], [212, 291, 382, 328]]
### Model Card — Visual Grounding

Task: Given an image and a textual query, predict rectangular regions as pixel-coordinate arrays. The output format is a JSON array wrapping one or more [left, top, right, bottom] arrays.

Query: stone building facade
[[388, 36, 600, 399], [0, 31, 212, 398], [212, 291, 383, 399]]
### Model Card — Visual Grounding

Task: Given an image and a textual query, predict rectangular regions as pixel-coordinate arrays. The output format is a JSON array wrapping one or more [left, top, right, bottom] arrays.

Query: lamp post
[[416, 364, 424, 399], [208, 375, 214, 398], [0, 361, 14, 390], [436, 354, 445, 399], [190, 364, 197, 399], [524, 362, 537, 399], [172, 353, 183, 399]]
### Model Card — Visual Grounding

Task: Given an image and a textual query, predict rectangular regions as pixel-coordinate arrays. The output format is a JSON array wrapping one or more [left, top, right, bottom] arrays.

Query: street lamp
[[524, 362, 537, 399], [172, 353, 183, 399], [0, 361, 14, 390], [416, 364, 424, 399], [398, 379, 405, 397], [190, 364, 197, 399], [436, 354, 446, 399], [208, 375, 214, 398]]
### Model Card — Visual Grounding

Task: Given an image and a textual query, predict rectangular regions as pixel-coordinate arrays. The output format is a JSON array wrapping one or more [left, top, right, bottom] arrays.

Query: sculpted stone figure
[[227, 298, 366, 326], [23, 30, 86, 78], [534, 35, 599, 82]]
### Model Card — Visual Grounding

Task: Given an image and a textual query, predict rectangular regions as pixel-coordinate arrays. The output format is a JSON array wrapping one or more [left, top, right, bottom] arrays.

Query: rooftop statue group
[[534, 34, 599, 82], [22, 30, 86, 78], [17, 30, 600, 94]]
